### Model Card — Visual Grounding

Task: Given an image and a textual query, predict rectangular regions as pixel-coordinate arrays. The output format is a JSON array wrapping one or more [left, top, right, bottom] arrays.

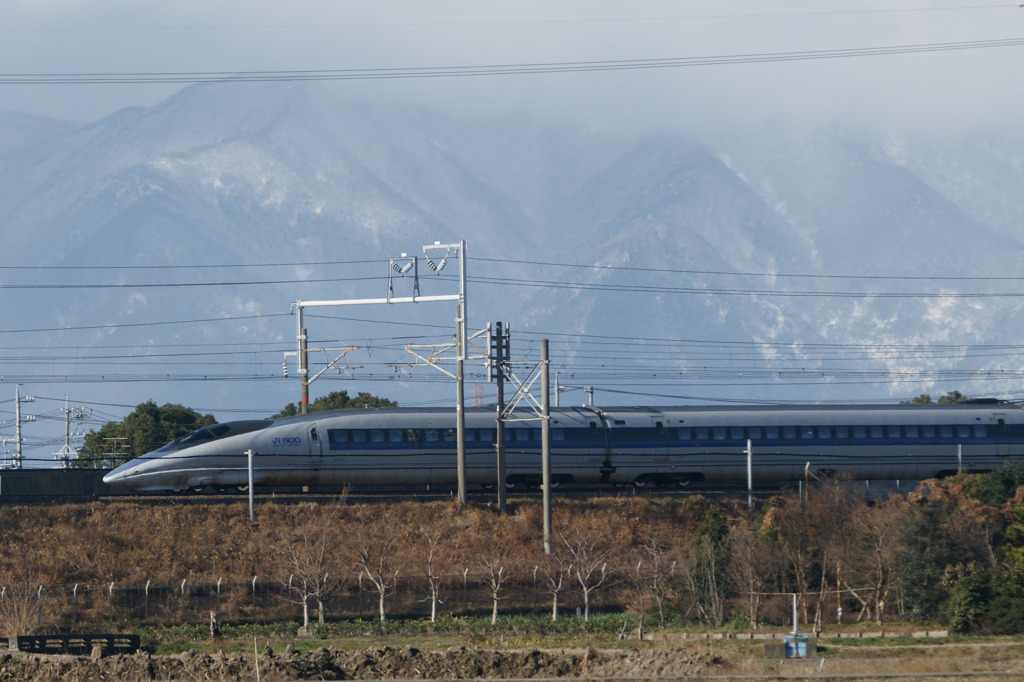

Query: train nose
[[103, 457, 160, 489], [103, 462, 138, 487]]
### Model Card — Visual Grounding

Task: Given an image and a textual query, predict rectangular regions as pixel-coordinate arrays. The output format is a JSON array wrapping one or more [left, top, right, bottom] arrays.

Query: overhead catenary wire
[[2, 37, 1024, 85]]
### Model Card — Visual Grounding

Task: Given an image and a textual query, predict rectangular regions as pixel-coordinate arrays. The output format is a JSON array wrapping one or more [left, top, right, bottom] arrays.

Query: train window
[[310, 426, 319, 441], [730, 427, 744, 440], [835, 426, 849, 438], [939, 425, 953, 438], [443, 429, 456, 442], [479, 428, 494, 442], [713, 427, 727, 440], [905, 425, 919, 438], [695, 427, 709, 440], [783, 426, 797, 439], [801, 427, 815, 439], [974, 425, 987, 438], [370, 430, 385, 443], [425, 429, 439, 442], [869, 426, 883, 439], [353, 430, 367, 443], [327, 429, 348, 445], [533, 429, 542, 441], [956, 425, 970, 439], [818, 426, 832, 439], [678, 428, 692, 441], [852, 426, 867, 438], [553, 429, 565, 441], [388, 429, 402, 442], [922, 425, 936, 438], [765, 426, 779, 439], [748, 426, 763, 439], [516, 430, 530, 442], [887, 426, 901, 438]]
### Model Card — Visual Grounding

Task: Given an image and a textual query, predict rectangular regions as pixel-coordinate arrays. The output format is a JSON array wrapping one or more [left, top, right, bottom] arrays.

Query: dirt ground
[[0, 646, 718, 681], [0, 642, 1019, 681]]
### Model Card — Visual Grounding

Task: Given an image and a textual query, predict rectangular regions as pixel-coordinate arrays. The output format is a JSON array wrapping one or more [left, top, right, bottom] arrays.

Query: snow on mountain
[[2, 81, 1024, 447]]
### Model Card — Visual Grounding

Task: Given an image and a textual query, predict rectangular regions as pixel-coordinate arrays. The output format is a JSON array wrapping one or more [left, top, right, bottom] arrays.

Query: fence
[[1, 571, 871, 632], [9, 572, 610, 627]]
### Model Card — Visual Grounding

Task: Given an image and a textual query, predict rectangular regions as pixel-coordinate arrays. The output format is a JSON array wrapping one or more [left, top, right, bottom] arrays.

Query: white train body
[[102, 402, 1024, 492]]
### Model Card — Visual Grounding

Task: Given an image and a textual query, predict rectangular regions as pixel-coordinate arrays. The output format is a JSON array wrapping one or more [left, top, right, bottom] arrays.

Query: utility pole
[[490, 321, 510, 512], [541, 338, 552, 554], [13, 385, 35, 470], [54, 396, 88, 469]]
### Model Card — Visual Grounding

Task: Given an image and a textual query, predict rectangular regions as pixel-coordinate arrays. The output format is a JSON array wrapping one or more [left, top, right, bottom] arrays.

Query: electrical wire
[[2, 37, 1023, 84]]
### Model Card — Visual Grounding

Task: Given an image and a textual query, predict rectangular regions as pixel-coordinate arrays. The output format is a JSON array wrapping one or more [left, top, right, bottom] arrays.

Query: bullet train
[[101, 401, 1024, 492]]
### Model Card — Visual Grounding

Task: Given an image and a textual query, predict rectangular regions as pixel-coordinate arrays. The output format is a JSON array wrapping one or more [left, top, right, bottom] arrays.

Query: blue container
[[783, 635, 808, 658]]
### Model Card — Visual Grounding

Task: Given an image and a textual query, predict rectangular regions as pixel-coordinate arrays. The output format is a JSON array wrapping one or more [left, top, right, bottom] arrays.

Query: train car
[[101, 401, 1024, 492]]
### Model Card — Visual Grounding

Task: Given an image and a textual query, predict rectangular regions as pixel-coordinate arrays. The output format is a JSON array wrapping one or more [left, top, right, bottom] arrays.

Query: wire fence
[[2, 572, 849, 633]]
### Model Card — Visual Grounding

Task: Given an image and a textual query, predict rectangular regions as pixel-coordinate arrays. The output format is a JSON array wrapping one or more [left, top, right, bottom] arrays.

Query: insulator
[[391, 261, 414, 275]]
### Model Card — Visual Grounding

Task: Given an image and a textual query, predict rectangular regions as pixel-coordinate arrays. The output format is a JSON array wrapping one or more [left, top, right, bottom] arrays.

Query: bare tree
[[678, 533, 727, 627], [537, 545, 571, 622], [637, 530, 677, 629], [726, 518, 778, 629], [271, 497, 348, 633], [479, 541, 515, 625], [350, 506, 402, 622], [560, 527, 614, 621], [419, 523, 450, 623], [842, 498, 909, 624]]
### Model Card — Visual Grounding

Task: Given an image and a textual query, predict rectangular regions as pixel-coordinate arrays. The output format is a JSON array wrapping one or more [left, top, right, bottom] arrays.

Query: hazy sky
[[2, 1, 1023, 135]]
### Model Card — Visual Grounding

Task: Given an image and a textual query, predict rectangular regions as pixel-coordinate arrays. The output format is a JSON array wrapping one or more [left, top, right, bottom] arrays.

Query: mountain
[[2, 82, 1024, 465]]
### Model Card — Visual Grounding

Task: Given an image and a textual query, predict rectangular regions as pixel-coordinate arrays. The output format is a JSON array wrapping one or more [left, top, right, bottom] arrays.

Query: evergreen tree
[[77, 401, 216, 468], [273, 390, 396, 418]]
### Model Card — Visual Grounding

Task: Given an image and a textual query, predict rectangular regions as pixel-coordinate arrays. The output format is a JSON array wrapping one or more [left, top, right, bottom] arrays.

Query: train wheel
[[676, 479, 691, 488], [480, 482, 496, 491], [633, 479, 648, 489]]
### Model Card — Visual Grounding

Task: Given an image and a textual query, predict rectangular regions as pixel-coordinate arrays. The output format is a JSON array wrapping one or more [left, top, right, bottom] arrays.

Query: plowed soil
[[0, 645, 721, 681]]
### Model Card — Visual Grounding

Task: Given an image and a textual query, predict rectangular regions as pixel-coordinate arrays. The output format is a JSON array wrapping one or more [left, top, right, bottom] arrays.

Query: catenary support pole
[[246, 449, 255, 522], [456, 304, 467, 506], [494, 322, 507, 513], [299, 328, 309, 414], [747, 439, 753, 510], [542, 338, 552, 555]]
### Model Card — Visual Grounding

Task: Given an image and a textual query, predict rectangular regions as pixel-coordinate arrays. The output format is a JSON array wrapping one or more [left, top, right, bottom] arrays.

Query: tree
[[271, 497, 348, 633], [635, 530, 678, 629], [560, 527, 614, 622], [537, 545, 571, 622], [273, 390, 397, 418], [419, 523, 450, 623], [349, 506, 402, 622], [480, 545, 514, 625], [901, 391, 966, 405], [727, 518, 779, 629], [78, 401, 216, 468]]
